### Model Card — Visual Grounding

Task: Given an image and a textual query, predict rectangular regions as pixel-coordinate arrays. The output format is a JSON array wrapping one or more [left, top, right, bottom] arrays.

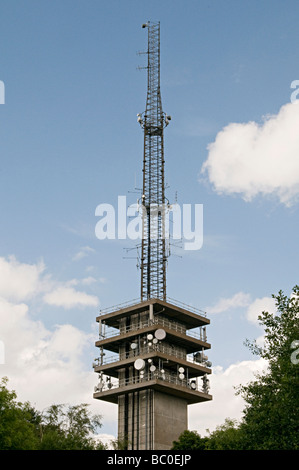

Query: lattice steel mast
[[137, 21, 171, 302]]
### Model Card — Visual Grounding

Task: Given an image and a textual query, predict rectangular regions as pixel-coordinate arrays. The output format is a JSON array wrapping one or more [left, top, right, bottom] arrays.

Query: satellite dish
[[190, 381, 196, 390], [134, 358, 145, 371], [150, 365, 156, 372], [147, 334, 153, 341], [130, 342, 137, 350], [148, 358, 152, 363], [155, 329, 166, 340], [178, 367, 185, 373], [153, 338, 158, 344], [179, 373, 185, 380]]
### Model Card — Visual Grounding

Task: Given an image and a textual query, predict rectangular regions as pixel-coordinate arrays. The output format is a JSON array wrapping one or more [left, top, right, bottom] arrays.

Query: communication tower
[[93, 21, 212, 450]]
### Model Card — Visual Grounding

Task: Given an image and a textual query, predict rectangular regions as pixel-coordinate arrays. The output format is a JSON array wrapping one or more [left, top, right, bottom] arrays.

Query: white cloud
[[0, 255, 99, 311], [246, 296, 276, 325], [0, 255, 111, 424], [0, 295, 94, 409], [81, 276, 97, 285], [43, 286, 99, 309], [201, 102, 299, 206], [207, 291, 251, 314], [189, 358, 268, 436], [0, 256, 45, 302], [72, 246, 95, 261]]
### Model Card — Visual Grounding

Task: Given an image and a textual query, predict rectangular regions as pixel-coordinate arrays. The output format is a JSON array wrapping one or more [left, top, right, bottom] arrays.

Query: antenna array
[[138, 21, 171, 301]]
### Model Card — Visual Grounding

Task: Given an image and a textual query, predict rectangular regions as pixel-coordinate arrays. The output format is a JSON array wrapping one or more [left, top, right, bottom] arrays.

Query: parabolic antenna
[[178, 366, 184, 373], [155, 328, 166, 340], [150, 365, 156, 372], [134, 358, 145, 371], [130, 342, 137, 350]]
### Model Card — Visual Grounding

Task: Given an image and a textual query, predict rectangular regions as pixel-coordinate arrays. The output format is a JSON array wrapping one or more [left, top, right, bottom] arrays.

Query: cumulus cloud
[[201, 102, 299, 206], [246, 296, 276, 325], [72, 246, 95, 261], [81, 276, 97, 285], [207, 291, 251, 314], [0, 254, 99, 311], [43, 286, 99, 309], [0, 255, 113, 423], [189, 358, 268, 435], [0, 295, 95, 409], [0, 256, 45, 302]]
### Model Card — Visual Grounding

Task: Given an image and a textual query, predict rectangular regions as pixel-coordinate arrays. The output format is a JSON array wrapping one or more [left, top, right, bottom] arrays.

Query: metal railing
[[98, 296, 207, 317], [99, 315, 207, 342], [95, 370, 210, 395], [97, 346, 208, 368]]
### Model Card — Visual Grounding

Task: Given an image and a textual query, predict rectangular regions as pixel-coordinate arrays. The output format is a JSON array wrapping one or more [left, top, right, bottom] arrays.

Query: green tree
[[39, 403, 104, 450], [0, 377, 106, 450], [237, 286, 299, 449], [172, 286, 299, 450], [0, 377, 40, 449], [205, 418, 244, 450], [172, 430, 208, 450]]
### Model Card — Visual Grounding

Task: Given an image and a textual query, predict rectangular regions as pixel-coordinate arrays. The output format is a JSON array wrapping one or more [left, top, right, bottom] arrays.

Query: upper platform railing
[[98, 296, 207, 317]]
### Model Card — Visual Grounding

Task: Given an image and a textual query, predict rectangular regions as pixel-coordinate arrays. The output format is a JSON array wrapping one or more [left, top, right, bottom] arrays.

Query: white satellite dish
[[147, 333, 153, 341], [150, 365, 156, 372], [153, 338, 158, 344], [155, 329, 166, 340], [130, 342, 137, 350], [134, 358, 145, 371], [179, 373, 185, 380], [178, 367, 185, 373]]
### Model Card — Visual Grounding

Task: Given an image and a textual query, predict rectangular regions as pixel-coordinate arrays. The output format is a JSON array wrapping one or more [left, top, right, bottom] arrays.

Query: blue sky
[[1, 0, 299, 440]]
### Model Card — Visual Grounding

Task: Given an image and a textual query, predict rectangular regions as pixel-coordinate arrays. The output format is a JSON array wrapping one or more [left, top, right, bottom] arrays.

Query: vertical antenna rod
[[138, 21, 171, 301]]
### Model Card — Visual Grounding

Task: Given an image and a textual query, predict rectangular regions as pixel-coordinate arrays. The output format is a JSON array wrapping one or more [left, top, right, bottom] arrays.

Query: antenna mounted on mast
[[138, 21, 171, 302]]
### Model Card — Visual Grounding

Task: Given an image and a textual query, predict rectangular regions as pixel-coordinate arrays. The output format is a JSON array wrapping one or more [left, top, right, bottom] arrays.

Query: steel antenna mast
[[137, 21, 171, 302]]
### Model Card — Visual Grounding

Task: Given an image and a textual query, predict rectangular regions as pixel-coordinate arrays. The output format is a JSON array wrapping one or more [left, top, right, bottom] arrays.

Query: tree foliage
[[205, 419, 244, 450], [0, 377, 105, 450], [39, 402, 104, 450], [0, 377, 40, 450], [236, 285, 299, 449], [172, 286, 299, 450], [172, 430, 208, 450]]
